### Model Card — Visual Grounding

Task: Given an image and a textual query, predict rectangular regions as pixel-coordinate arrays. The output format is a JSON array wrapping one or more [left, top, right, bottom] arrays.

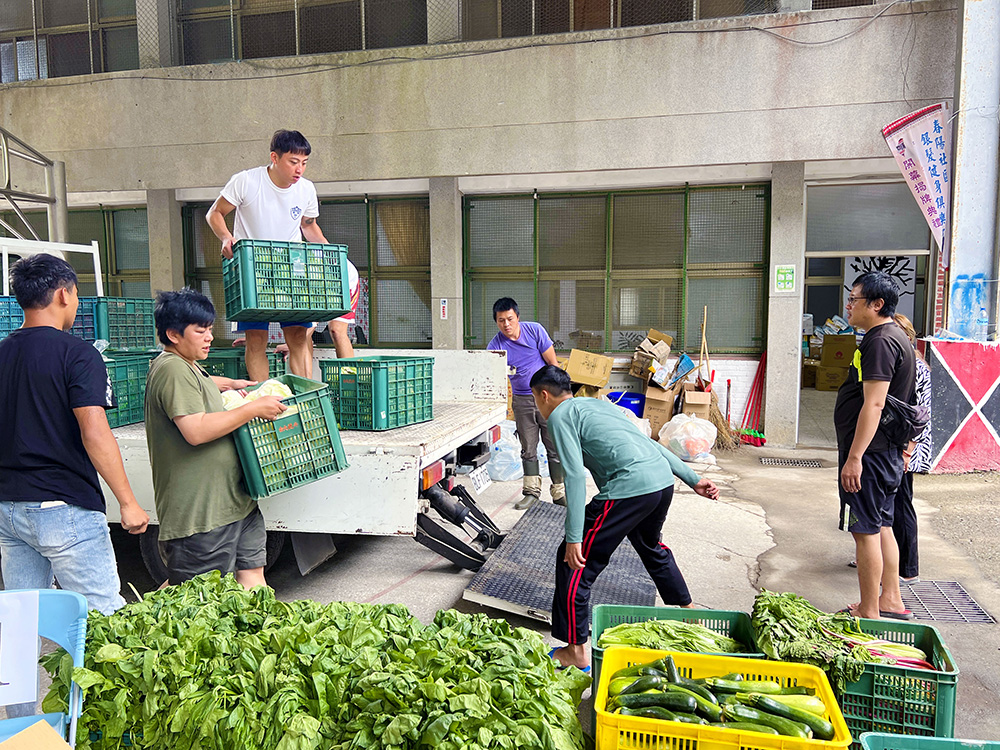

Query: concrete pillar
[[45, 160, 68, 243], [136, 0, 180, 69], [146, 189, 185, 296], [427, 0, 461, 44], [764, 162, 806, 448], [947, 0, 1000, 335], [429, 177, 464, 349]]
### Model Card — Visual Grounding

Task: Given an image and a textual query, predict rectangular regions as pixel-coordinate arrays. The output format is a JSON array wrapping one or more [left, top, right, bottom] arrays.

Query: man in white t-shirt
[[207, 129, 331, 380], [326, 261, 360, 358]]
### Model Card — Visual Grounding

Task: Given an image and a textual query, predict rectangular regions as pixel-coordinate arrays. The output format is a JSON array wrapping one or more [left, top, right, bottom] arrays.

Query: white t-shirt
[[333, 260, 361, 323], [221, 165, 319, 242]]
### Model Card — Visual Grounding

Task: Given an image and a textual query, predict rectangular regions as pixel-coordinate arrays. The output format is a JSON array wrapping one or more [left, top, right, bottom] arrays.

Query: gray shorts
[[164, 507, 267, 585]]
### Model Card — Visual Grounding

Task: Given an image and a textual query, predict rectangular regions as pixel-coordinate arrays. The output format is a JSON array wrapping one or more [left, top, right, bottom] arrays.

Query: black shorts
[[164, 507, 267, 585], [838, 448, 903, 534]]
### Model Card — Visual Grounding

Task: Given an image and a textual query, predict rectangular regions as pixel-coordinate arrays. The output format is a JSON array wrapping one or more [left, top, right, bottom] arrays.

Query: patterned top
[[910, 356, 932, 474]]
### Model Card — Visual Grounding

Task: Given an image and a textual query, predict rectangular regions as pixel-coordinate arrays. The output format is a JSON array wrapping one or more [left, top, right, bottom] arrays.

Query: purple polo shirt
[[488, 321, 554, 395]]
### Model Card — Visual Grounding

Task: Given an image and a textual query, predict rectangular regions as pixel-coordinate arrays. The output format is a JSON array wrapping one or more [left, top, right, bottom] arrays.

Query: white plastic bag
[[487, 421, 523, 481], [658, 413, 717, 462]]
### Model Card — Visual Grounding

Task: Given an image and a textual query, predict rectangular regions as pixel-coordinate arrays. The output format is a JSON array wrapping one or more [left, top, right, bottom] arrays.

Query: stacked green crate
[[70, 297, 157, 350], [0, 296, 24, 341], [104, 352, 157, 428], [199, 348, 287, 380], [319, 356, 434, 430]]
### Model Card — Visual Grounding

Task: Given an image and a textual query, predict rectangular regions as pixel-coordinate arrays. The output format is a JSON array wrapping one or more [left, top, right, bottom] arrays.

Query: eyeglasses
[[846, 296, 868, 306]]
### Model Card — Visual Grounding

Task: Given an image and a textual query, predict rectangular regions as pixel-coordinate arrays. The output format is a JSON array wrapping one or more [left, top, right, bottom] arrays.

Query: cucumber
[[745, 694, 835, 740], [720, 673, 745, 681], [621, 706, 677, 721], [661, 654, 681, 684], [619, 675, 664, 696], [660, 685, 723, 722], [709, 721, 780, 735], [614, 691, 699, 714], [676, 677, 719, 705], [611, 663, 667, 681], [671, 712, 707, 725], [608, 678, 635, 697], [778, 686, 816, 696], [757, 693, 827, 716], [706, 678, 782, 695], [722, 704, 812, 738]]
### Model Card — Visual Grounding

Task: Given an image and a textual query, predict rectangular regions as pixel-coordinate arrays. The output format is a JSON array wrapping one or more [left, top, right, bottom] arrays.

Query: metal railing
[[0, 126, 67, 243]]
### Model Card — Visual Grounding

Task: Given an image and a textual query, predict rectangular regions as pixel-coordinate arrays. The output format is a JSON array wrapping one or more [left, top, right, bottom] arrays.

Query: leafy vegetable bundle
[[596, 619, 748, 654], [41, 573, 591, 750], [751, 590, 933, 695]]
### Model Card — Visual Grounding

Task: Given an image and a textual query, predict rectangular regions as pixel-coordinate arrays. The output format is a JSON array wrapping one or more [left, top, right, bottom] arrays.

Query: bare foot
[[551, 644, 590, 670], [848, 602, 879, 619]]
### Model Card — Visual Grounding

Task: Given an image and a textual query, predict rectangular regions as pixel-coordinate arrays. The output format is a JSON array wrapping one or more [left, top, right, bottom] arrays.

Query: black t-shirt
[[0, 326, 115, 511], [834, 321, 916, 453]]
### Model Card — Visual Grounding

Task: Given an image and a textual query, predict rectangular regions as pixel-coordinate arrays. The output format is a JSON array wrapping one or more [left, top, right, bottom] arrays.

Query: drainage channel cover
[[463, 500, 655, 623], [901, 580, 995, 623], [759, 458, 824, 468]]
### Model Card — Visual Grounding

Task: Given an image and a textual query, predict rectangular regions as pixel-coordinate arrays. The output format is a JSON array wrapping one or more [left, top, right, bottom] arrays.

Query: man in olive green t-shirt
[[145, 289, 285, 587]]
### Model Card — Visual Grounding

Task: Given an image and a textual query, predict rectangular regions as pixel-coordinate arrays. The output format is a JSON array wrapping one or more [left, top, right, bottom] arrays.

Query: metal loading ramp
[[463, 501, 656, 623]]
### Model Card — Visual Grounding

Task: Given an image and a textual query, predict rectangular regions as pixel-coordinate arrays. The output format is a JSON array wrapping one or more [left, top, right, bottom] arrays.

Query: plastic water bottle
[[976, 307, 989, 342]]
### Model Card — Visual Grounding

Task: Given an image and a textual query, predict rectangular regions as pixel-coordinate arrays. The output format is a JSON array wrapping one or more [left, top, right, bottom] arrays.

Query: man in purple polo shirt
[[488, 298, 564, 509]]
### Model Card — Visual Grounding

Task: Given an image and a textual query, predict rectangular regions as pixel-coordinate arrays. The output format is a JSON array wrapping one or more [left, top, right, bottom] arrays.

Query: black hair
[[530, 365, 572, 396], [852, 271, 899, 318], [155, 288, 216, 346], [270, 129, 311, 157], [9, 253, 77, 310], [493, 297, 519, 321]]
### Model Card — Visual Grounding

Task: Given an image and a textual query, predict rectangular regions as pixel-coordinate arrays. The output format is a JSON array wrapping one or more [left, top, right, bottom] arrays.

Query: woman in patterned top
[[892, 313, 931, 584]]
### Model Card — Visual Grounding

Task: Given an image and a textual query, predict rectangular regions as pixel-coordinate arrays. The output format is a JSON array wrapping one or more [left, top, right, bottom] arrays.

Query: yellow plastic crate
[[595, 647, 852, 750]]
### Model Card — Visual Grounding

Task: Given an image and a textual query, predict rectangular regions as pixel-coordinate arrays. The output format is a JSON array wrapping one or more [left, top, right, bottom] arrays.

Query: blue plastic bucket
[[608, 391, 645, 417]]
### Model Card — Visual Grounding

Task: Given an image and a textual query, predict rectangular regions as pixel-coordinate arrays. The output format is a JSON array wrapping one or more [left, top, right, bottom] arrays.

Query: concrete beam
[[146, 189, 185, 296], [429, 177, 464, 349], [764, 161, 806, 448]]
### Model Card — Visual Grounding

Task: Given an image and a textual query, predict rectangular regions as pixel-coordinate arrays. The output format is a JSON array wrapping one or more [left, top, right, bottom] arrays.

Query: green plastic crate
[[840, 620, 958, 750], [104, 352, 157, 428], [319, 356, 434, 431], [590, 604, 764, 697], [0, 296, 24, 341], [199, 348, 287, 380], [70, 297, 156, 350], [233, 374, 349, 498], [222, 240, 351, 322], [861, 735, 997, 750]]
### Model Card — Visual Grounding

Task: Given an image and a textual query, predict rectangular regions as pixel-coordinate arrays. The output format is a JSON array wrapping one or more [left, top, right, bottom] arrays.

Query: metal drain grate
[[901, 580, 995, 623], [759, 458, 824, 468]]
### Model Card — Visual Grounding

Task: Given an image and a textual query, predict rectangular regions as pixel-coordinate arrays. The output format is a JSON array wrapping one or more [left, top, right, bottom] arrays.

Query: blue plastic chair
[[0, 589, 88, 748]]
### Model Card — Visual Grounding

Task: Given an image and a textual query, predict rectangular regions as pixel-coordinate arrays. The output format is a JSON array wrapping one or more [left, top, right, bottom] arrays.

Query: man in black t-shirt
[[834, 271, 916, 621], [0, 254, 149, 617]]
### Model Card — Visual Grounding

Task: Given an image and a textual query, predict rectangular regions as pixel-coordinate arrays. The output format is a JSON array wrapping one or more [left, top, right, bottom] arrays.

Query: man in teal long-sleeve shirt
[[531, 365, 719, 671]]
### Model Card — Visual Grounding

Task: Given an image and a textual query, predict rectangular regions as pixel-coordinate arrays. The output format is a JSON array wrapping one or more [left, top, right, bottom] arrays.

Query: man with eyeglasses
[[834, 271, 916, 620]]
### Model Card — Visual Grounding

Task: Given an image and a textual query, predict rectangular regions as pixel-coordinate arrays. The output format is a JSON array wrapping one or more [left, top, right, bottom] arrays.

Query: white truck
[[105, 348, 510, 581]]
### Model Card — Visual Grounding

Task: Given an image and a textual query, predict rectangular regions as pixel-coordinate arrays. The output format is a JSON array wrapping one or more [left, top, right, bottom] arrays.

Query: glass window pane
[[112, 209, 149, 270], [375, 278, 431, 344], [611, 278, 682, 350], [538, 196, 606, 271], [0, 1, 33, 32], [620, 0, 692, 27], [685, 275, 764, 352], [181, 0, 229, 10], [99, 0, 137, 19], [688, 187, 768, 265], [365, 0, 427, 49], [462, 0, 498, 40], [183, 18, 233, 65], [806, 257, 842, 277], [104, 25, 138, 71], [48, 31, 94, 77], [241, 12, 295, 60], [1, 41, 16, 83], [17, 38, 48, 80], [805, 284, 843, 328], [44, 0, 89, 27], [301, 2, 362, 54], [319, 202, 368, 269], [537, 0, 569, 33], [806, 183, 929, 254], [120, 280, 151, 298], [612, 193, 684, 270], [500, 0, 531, 36], [0, 210, 48, 240], [468, 197, 533, 269], [66, 211, 109, 277], [374, 200, 430, 268], [188, 205, 231, 270], [538, 279, 604, 351], [468, 279, 535, 349]]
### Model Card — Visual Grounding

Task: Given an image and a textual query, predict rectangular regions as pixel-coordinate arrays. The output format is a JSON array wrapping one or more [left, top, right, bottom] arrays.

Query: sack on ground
[[659, 413, 717, 462]]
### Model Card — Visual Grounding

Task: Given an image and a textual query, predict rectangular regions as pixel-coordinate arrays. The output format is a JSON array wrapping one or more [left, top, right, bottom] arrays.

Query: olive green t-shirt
[[144, 352, 255, 541]]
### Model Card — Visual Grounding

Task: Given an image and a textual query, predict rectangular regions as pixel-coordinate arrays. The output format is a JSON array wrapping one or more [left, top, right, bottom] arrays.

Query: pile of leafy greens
[[41, 572, 590, 750], [751, 590, 885, 694], [596, 619, 748, 654]]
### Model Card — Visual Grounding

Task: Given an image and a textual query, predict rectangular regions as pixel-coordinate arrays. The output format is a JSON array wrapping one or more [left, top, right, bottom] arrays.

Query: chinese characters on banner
[[882, 102, 951, 267]]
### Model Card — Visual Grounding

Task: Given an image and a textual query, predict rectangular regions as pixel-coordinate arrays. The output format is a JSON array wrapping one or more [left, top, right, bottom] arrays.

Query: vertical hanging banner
[[882, 102, 952, 267]]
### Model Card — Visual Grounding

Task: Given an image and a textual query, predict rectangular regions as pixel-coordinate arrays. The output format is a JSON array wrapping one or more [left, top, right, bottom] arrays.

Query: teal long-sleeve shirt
[[547, 397, 702, 543]]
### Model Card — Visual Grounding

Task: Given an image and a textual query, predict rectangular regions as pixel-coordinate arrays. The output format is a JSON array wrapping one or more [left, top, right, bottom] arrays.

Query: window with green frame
[[464, 186, 769, 354], [183, 196, 432, 347], [0, 207, 150, 297]]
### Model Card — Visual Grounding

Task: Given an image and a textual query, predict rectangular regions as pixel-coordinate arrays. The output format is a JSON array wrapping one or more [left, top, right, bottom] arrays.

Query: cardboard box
[[681, 390, 712, 419], [645, 328, 674, 346], [643, 385, 675, 439], [569, 330, 603, 350], [562, 349, 613, 388], [801, 357, 820, 389], [802, 313, 814, 336], [629, 351, 654, 381], [0, 720, 72, 749], [816, 365, 849, 391], [820, 333, 856, 368]]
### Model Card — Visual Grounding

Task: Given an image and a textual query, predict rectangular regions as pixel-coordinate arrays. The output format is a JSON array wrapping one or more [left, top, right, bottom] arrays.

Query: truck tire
[[139, 525, 287, 584]]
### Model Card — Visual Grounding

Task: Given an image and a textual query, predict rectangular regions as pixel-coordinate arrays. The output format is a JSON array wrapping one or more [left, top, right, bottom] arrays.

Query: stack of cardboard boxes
[[802, 330, 856, 392]]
